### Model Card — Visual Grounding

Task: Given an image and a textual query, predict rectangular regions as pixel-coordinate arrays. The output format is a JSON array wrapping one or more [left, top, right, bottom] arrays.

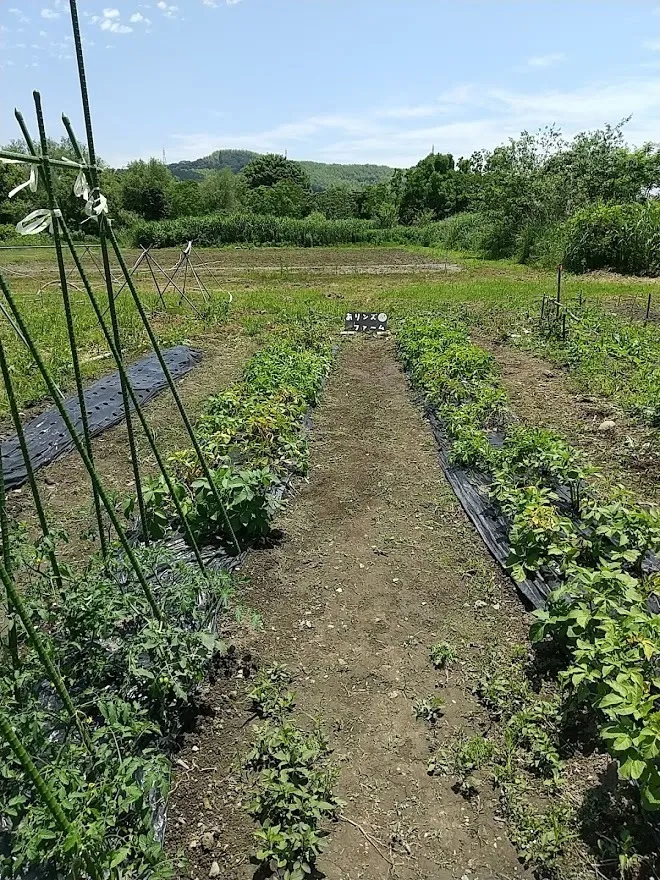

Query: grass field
[[2, 243, 658, 416], [3, 243, 660, 880]]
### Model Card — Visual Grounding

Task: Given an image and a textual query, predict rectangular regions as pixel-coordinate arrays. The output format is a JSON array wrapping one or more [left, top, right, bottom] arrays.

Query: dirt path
[[167, 338, 530, 880], [480, 339, 660, 503]]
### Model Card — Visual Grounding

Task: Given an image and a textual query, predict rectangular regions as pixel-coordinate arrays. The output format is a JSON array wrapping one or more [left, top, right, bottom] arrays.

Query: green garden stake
[[61, 116, 242, 557], [0, 449, 19, 671], [14, 104, 204, 569], [0, 710, 104, 880], [556, 264, 562, 319], [57, 15, 150, 544], [55, 215, 208, 572], [0, 273, 164, 622], [0, 556, 92, 751], [18, 99, 108, 560], [0, 338, 64, 592]]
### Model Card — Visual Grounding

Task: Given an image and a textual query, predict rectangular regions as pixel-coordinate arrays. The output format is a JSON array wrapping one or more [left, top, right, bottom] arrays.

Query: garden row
[[396, 317, 660, 813], [0, 322, 334, 878]]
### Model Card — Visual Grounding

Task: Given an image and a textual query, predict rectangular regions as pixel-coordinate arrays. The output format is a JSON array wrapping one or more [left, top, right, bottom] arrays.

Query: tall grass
[[130, 212, 446, 249]]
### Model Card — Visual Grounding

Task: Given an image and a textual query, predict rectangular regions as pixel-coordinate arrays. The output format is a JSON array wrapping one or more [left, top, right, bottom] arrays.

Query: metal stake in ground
[[0, 710, 104, 880], [0, 556, 93, 751], [56, 120, 149, 546], [556, 264, 562, 319], [0, 445, 19, 671], [64, 4, 241, 555], [60, 119, 241, 556], [56, 217, 208, 573]]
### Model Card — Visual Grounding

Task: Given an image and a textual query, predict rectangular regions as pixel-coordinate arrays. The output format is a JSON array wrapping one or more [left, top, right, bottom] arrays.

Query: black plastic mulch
[[1, 346, 202, 490]]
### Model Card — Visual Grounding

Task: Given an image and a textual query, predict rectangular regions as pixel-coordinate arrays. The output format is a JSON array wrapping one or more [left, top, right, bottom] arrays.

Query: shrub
[[563, 202, 660, 276]]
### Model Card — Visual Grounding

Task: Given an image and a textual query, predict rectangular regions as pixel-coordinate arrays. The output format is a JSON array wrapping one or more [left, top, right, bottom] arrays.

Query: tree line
[[1, 121, 658, 269]]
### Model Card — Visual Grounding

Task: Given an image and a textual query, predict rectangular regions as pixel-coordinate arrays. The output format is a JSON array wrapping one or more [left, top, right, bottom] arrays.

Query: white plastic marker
[[16, 208, 62, 236], [8, 165, 39, 200]]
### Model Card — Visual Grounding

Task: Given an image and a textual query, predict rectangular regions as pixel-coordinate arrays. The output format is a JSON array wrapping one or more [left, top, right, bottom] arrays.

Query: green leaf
[[619, 757, 647, 780]]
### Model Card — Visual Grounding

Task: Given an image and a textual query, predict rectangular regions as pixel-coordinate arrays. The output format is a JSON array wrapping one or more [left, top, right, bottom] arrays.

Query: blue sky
[[1, 1, 659, 168]]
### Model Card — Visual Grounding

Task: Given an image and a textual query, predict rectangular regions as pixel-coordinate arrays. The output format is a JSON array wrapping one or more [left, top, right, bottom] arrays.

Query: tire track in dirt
[[167, 337, 532, 880]]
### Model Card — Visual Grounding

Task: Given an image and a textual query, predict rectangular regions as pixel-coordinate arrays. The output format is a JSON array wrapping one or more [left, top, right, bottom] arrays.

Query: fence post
[[556, 264, 562, 319]]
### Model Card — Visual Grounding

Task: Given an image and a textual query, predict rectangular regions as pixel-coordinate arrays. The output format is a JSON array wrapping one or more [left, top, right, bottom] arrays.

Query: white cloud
[[8, 8, 29, 24], [130, 12, 151, 23], [101, 20, 132, 33], [166, 75, 660, 168], [157, 1, 179, 16], [90, 8, 133, 34], [526, 52, 566, 68], [643, 39, 660, 50], [41, 8, 60, 18]]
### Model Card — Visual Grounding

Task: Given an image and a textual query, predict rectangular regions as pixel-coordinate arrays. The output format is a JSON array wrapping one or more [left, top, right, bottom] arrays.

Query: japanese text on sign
[[344, 311, 388, 332]]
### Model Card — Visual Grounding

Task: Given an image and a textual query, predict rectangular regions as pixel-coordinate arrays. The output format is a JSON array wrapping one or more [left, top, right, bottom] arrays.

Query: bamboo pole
[[0, 557, 92, 750], [55, 218, 207, 572], [0, 339, 64, 591], [0, 444, 19, 670], [65, 1, 240, 555], [62, 123, 241, 557], [57, 128, 149, 547]]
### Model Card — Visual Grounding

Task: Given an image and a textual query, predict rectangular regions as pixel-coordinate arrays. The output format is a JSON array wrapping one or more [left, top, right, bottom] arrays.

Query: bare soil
[[5, 329, 253, 566], [480, 338, 660, 503], [0, 246, 457, 278], [166, 338, 531, 880]]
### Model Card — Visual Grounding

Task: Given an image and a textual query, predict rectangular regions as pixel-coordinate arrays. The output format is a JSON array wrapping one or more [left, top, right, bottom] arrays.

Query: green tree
[[198, 169, 246, 213], [169, 179, 201, 218], [248, 181, 309, 218], [120, 159, 173, 221], [313, 185, 357, 219], [398, 152, 469, 224], [242, 153, 310, 190], [355, 182, 393, 220]]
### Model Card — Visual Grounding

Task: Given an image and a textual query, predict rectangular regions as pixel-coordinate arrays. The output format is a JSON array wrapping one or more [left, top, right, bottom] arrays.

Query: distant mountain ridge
[[168, 149, 396, 191]]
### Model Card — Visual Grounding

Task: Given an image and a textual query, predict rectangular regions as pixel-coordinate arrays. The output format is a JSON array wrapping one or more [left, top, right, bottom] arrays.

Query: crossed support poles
[[103, 242, 207, 319]]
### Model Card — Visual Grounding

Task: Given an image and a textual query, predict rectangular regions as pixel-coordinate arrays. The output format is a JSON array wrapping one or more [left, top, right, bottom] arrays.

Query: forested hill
[[168, 149, 396, 191]]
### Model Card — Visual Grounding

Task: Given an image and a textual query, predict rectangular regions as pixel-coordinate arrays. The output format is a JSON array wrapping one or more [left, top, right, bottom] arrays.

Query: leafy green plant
[[413, 695, 445, 726], [246, 719, 340, 879], [506, 797, 576, 871], [0, 541, 241, 877], [429, 641, 457, 670], [127, 325, 333, 552], [249, 664, 296, 718]]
